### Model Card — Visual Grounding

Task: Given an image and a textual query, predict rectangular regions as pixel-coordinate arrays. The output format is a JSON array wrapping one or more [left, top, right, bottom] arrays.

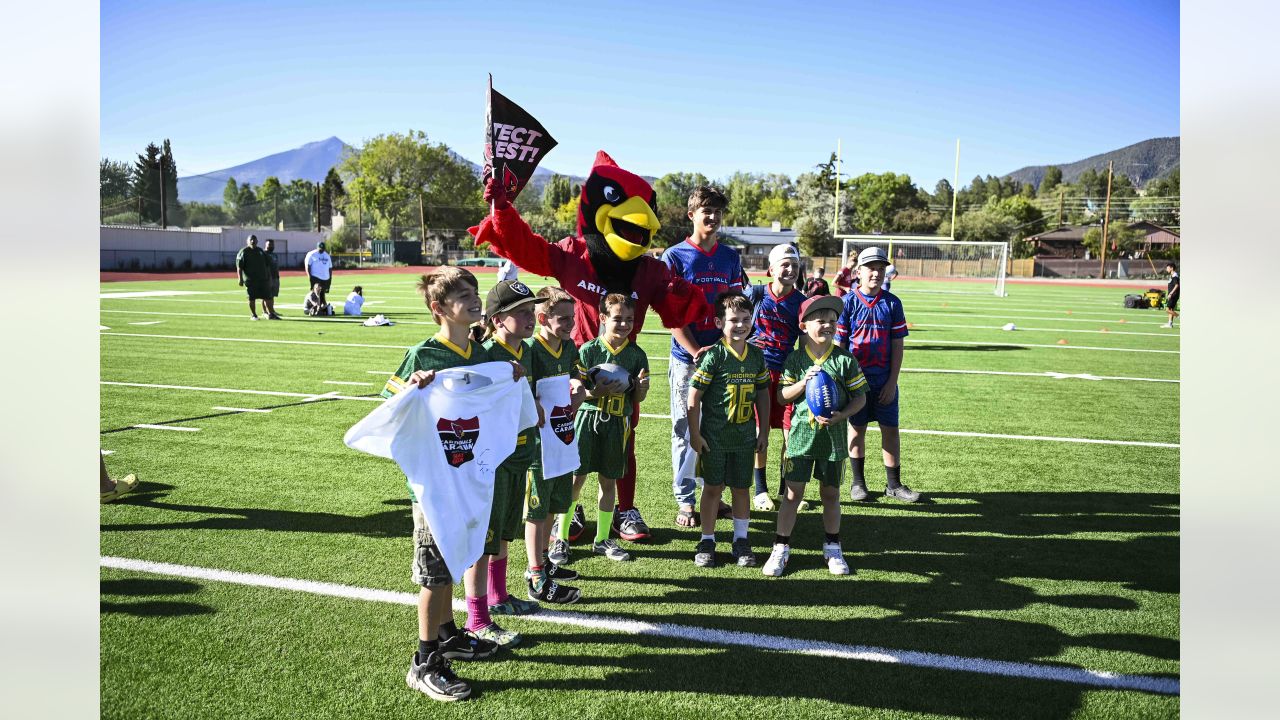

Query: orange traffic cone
[[1057, 339, 1069, 345]]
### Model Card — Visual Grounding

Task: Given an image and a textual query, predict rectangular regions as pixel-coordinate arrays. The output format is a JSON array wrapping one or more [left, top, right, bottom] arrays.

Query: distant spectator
[[236, 234, 269, 321], [833, 256, 856, 297], [804, 266, 830, 297], [344, 286, 366, 316], [304, 283, 334, 316], [883, 262, 898, 292], [263, 238, 282, 320], [1162, 262, 1179, 328], [304, 241, 333, 302]]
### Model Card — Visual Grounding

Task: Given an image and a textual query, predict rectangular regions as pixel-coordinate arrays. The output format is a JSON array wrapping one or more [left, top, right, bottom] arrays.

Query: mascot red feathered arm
[[469, 151, 708, 343]]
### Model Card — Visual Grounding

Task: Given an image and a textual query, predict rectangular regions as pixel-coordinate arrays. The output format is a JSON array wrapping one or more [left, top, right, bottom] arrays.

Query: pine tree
[[132, 143, 162, 224]]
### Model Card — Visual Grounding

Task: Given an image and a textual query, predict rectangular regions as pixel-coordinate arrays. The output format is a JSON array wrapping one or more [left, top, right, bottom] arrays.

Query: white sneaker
[[753, 492, 776, 512], [762, 543, 790, 577], [1160, 322, 1173, 328], [823, 542, 850, 575]]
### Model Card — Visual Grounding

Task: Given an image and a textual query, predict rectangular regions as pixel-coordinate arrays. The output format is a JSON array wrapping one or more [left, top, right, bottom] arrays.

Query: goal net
[[838, 235, 1009, 297]]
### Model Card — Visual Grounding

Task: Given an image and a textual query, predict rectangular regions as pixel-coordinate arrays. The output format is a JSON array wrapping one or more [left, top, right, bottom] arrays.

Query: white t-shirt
[[343, 292, 365, 316], [304, 249, 332, 280], [344, 362, 538, 582], [535, 376, 580, 478], [884, 263, 897, 290]]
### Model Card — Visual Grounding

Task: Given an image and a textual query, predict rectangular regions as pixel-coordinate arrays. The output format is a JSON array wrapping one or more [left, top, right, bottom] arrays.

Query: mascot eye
[[602, 185, 621, 204]]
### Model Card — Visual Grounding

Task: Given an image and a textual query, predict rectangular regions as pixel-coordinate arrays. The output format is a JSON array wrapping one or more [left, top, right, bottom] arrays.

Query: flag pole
[[488, 74, 496, 217], [951, 138, 960, 241]]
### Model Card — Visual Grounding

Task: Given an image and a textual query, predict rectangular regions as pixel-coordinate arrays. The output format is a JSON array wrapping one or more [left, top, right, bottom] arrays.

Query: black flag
[[484, 78, 557, 202]]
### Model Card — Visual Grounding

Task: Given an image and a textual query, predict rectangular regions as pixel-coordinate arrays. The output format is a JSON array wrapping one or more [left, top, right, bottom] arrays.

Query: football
[[587, 363, 634, 393], [805, 368, 839, 418]]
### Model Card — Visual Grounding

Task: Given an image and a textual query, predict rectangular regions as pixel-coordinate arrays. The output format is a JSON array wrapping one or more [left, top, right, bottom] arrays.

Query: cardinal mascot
[[469, 150, 709, 542]]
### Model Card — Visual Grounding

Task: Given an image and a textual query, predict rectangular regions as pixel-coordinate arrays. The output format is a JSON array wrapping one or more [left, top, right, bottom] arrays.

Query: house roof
[[718, 225, 797, 246]]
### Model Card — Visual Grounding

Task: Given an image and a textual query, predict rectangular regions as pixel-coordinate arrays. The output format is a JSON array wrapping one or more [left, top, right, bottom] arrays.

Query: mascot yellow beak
[[595, 196, 660, 262]]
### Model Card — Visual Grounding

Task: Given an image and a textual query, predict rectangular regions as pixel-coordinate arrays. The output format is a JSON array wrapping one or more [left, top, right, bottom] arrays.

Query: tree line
[[101, 134, 1179, 258]]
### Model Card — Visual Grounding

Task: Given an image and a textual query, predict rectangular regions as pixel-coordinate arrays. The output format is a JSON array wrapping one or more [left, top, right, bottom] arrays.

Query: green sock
[[595, 510, 613, 543], [556, 512, 571, 541]]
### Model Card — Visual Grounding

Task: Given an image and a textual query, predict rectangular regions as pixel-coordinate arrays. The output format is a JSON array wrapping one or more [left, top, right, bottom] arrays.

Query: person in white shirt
[[344, 286, 366, 316], [304, 241, 333, 304], [884, 262, 898, 291]]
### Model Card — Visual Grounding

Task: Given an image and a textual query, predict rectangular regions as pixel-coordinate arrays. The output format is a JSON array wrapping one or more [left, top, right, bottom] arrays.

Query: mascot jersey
[[470, 150, 709, 345], [345, 361, 539, 583]]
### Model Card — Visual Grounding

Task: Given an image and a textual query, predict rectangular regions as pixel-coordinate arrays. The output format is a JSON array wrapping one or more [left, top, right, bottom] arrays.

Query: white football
[[588, 363, 633, 392]]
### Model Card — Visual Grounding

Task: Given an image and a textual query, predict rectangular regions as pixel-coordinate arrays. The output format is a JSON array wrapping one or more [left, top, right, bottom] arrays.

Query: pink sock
[[464, 594, 491, 631], [487, 557, 509, 604]]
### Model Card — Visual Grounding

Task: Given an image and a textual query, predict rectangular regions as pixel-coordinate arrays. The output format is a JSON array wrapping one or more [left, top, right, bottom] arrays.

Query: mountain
[[177, 135, 586, 205], [1003, 137, 1179, 189], [177, 137, 353, 204]]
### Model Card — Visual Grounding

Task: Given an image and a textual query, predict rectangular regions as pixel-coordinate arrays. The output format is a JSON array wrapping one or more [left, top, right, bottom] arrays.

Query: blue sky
[[101, 0, 1178, 188]]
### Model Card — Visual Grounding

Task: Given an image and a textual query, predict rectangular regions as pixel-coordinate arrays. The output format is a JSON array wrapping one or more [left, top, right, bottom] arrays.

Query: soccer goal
[[838, 235, 1009, 297]]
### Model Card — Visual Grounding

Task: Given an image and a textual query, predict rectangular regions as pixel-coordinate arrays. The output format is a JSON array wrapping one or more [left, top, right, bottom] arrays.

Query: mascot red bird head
[[577, 150, 661, 263]]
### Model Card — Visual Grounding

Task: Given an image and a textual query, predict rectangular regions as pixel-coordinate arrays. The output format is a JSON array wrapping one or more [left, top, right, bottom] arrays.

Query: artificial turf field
[[100, 270, 1180, 719]]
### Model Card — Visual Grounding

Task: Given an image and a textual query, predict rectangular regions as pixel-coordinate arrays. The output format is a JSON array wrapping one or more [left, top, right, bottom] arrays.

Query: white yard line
[[910, 310, 1174, 327], [98, 556, 1179, 696], [101, 332, 407, 350], [102, 381, 1175, 447], [131, 424, 200, 432], [100, 308, 431, 326], [901, 368, 1178, 384], [101, 381, 381, 403], [903, 339, 1177, 354], [100, 449, 114, 455], [914, 323, 1174, 338], [323, 380, 374, 386], [99, 290, 210, 299], [126, 320, 165, 326], [366, 370, 397, 374], [212, 406, 272, 413]]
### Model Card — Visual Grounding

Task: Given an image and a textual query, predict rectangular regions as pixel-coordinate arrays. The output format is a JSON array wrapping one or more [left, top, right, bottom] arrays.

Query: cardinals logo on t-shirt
[[437, 417, 480, 468], [549, 405, 575, 445]]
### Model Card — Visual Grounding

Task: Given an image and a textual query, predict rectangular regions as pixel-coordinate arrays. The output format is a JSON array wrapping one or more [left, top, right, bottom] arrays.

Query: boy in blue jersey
[[747, 243, 807, 511], [836, 247, 921, 503], [662, 185, 744, 529]]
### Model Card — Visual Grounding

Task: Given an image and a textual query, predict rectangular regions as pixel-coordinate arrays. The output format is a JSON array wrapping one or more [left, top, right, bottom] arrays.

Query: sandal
[[675, 506, 698, 528]]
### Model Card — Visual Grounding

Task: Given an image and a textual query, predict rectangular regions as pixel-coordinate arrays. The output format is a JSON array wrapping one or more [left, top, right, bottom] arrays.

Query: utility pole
[[315, 184, 321, 233], [356, 191, 363, 252], [1099, 161, 1114, 278], [418, 193, 427, 261], [158, 159, 167, 229]]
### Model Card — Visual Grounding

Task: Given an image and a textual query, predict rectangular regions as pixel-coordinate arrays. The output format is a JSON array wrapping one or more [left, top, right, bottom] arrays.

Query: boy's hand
[[690, 433, 709, 454], [536, 401, 546, 428], [692, 345, 714, 362], [878, 381, 896, 405], [755, 430, 769, 453], [509, 360, 525, 381], [409, 369, 436, 388], [803, 365, 822, 383], [483, 176, 511, 212]]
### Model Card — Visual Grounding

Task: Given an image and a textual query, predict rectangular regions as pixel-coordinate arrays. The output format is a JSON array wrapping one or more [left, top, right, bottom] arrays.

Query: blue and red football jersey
[[749, 284, 806, 371], [661, 239, 744, 364], [836, 288, 908, 378]]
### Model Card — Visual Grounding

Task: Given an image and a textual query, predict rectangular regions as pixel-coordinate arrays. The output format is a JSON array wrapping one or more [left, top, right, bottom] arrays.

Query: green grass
[[101, 272, 1179, 719]]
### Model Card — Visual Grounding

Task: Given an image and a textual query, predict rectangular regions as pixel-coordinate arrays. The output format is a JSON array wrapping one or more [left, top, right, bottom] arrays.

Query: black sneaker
[[731, 537, 757, 567], [614, 506, 651, 542], [694, 539, 717, 567], [406, 651, 470, 701], [568, 504, 587, 542], [539, 551, 580, 580], [849, 483, 870, 502], [885, 484, 922, 503], [527, 572, 581, 605], [438, 629, 498, 660]]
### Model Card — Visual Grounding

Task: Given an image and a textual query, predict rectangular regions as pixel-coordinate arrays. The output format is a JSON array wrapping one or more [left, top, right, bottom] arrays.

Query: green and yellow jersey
[[781, 343, 868, 461], [690, 339, 771, 452]]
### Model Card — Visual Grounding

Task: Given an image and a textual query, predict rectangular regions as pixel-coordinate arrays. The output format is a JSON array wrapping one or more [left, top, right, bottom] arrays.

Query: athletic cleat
[[823, 542, 851, 575], [848, 483, 869, 502], [249, 315, 259, 321], [731, 537, 757, 567], [438, 630, 497, 661], [592, 538, 632, 561], [406, 651, 471, 702], [547, 538, 571, 567], [527, 573, 581, 605], [568, 504, 587, 542], [472, 622, 521, 648], [488, 595, 540, 616], [762, 543, 790, 577], [537, 552, 580, 580], [884, 484, 922, 503], [268, 313, 283, 320], [615, 507, 651, 541], [693, 539, 717, 567], [753, 492, 776, 511]]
